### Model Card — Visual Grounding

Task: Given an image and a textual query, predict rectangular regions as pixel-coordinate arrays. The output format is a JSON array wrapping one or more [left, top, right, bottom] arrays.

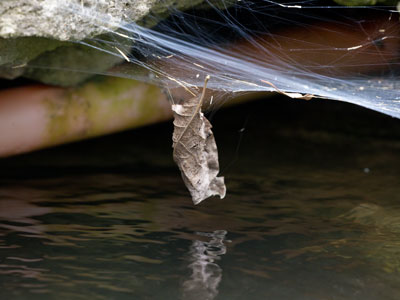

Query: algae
[[333, 0, 398, 5], [0, 37, 65, 79], [24, 33, 130, 87], [43, 77, 171, 148]]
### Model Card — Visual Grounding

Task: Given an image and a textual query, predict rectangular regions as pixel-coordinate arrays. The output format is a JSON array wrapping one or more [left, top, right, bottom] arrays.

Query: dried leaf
[[171, 76, 226, 204]]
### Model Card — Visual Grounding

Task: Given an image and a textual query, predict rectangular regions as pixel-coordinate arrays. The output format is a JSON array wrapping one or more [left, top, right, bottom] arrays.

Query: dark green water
[[1, 97, 400, 299]]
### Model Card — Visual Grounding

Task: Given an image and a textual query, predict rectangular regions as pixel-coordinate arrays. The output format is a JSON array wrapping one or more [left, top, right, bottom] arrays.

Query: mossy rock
[[333, 0, 398, 5], [0, 0, 234, 86], [23, 32, 132, 87]]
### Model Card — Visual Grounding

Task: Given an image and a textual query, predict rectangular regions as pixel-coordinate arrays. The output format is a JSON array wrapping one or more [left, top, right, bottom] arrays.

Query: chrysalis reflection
[[182, 230, 228, 300]]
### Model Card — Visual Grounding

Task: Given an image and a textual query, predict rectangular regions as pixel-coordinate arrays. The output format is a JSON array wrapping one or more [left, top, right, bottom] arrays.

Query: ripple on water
[[0, 168, 400, 299]]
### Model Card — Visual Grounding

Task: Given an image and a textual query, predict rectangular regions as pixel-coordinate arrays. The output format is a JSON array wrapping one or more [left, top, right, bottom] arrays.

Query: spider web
[[29, 1, 400, 117]]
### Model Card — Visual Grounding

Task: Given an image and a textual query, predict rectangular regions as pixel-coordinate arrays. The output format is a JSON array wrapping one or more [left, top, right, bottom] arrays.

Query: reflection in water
[[182, 230, 228, 300], [1, 172, 400, 299], [2, 86, 400, 299]]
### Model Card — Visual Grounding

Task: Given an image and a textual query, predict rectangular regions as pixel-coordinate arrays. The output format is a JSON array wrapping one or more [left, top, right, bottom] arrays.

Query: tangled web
[[23, 0, 400, 202], [41, 0, 400, 118]]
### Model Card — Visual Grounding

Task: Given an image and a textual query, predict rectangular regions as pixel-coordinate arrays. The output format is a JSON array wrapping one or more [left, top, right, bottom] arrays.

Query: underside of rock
[[0, 0, 229, 86]]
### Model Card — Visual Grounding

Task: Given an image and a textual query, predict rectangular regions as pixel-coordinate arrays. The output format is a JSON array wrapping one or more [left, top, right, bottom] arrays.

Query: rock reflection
[[182, 230, 228, 300]]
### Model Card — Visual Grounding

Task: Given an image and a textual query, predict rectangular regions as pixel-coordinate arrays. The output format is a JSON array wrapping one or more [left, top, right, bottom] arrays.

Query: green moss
[[43, 77, 169, 146], [85, 78, 166, 133], [333, 0, 398, 5], [0, 36, 64, 65], [0, 35, 123, 85], [0, 37, 65, 79], [139, 0, 236, 27], [24, 32, 132, 87]]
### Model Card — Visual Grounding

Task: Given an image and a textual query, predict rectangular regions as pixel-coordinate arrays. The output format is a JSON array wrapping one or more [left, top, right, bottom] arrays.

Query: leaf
[[171, 75, 226, 204]]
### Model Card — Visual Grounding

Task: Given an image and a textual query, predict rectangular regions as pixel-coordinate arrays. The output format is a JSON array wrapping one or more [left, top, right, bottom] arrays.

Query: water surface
[[1, 97, 400, 299]]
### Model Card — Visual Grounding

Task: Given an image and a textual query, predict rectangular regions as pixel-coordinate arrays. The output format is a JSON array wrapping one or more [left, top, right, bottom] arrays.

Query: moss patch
[[333, 0, 398, 5], [43, 77, 170, 147]]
